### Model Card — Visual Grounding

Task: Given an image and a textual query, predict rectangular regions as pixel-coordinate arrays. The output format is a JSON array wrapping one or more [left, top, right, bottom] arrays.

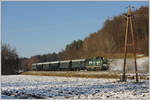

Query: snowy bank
[[109, 57, 149, 72]]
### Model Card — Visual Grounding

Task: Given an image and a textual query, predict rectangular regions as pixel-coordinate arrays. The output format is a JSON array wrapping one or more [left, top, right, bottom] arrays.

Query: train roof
[[32, 63, 37, 65], [32, 61, 59, 65], [59, 60, 71, 63], [72, 59, 86, 62], [32, 59, 86, 65], [49, 61, 59, 64], [39, 62, 51, 65], [36, 63, 44, 65]]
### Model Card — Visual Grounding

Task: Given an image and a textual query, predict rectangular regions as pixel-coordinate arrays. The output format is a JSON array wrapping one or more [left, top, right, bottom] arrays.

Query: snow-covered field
[[1, 75, 149, 99]]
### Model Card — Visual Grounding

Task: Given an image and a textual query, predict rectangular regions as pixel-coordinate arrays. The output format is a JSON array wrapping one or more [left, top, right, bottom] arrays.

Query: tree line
[[1, 44, 19, 75], [2, 6, 148, 74]]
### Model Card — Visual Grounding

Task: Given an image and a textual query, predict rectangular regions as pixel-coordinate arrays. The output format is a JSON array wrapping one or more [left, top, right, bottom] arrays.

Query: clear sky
[[1, 1, 148, 58]]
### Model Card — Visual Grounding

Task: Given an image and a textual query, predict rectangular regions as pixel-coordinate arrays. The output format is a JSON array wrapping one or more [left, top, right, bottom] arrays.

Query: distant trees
[[133, 6, 149, 55], [17, 52, 60, 72], [27, 56, 39, 71], [1, 44, 19, 75], [18, 57, 29, 71], [34, 52, 59, 62], [63, 40, 83, 60]]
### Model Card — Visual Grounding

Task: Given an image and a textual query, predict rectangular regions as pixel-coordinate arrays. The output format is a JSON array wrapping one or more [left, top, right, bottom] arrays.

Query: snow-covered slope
[[109, 57, 149, 72]]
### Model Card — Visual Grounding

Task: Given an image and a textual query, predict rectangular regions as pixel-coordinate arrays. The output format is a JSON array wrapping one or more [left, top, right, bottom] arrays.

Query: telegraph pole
[[122, 6, 139, 82]]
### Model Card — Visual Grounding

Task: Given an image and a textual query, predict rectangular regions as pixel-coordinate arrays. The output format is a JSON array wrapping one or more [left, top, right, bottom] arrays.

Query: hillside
[[57, 6, 149, 60]]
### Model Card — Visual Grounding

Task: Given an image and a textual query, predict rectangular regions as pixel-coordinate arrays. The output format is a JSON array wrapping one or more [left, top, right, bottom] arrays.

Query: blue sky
[[1, 1, 148, 58]]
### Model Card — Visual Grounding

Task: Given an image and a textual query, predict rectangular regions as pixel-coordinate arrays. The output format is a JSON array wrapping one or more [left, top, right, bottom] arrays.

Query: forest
[[1, 6, 149, 74]]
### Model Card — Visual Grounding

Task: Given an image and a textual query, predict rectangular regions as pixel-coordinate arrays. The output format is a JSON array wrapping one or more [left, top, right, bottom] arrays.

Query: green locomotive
[[85, 57, 109, 71], [32, 57, 109, 71]]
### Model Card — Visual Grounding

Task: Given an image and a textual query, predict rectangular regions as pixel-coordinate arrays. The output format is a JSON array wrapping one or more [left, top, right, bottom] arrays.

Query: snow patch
[[109, 57, 149, 72]]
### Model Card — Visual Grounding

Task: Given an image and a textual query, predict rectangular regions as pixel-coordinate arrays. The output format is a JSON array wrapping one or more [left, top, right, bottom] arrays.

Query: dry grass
[[22, 71, 121, 79], [22, 71, 149, 80]]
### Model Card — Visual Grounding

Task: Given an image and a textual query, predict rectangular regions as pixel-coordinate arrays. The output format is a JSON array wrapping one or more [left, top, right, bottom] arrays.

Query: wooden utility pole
[[122, 7, 139, 82]]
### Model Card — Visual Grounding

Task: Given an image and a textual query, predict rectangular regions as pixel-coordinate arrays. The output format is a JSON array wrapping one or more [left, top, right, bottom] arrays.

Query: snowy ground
[[109, 57, 149, 72], [1, 75, 149, 99]]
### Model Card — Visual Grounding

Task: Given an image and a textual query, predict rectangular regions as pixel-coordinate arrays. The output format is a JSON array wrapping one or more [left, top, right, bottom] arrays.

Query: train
[[32, 57, 109, 71]]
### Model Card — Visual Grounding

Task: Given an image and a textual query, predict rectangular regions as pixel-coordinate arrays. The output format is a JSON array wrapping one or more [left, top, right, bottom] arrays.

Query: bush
[[1, 44, 19, 75]]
